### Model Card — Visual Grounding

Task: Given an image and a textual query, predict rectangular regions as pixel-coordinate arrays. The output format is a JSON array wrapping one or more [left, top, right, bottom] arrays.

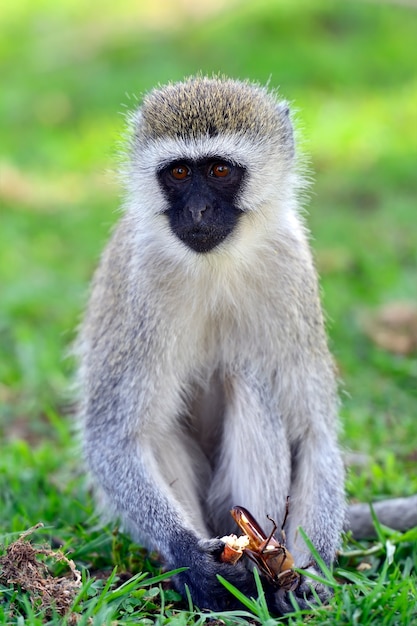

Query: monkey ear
[[127, 107, 146, 145], [276, 101, 295, 158], [277, 100, 295, 158], [130, 107, 143, 128], [276, 101, 291, 118]]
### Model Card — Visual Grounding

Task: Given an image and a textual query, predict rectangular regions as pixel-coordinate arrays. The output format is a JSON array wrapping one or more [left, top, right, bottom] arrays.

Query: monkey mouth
[[175, 225, 232, 253]]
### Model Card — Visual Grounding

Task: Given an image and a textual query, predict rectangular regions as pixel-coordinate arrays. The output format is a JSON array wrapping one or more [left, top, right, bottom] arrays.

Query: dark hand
[[169, 534, 256, 611], [267, 566, 332, 615]]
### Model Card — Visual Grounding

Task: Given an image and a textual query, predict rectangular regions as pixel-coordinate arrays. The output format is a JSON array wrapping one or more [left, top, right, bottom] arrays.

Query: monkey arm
[[81, 379, 259, 610], [205, 363, 343, 613], [79, 290, 258, 612], [286, 429, 345, 568], [262, 347, 345, 613], [266, 429, 344, 614]]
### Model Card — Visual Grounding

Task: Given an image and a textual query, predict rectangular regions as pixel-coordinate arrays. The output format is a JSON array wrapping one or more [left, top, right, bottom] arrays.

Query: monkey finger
[[295, 575, 332, 605], [172, 555, 256, 611], [200, 536, 234, 559], [266, 576, 332, 615]]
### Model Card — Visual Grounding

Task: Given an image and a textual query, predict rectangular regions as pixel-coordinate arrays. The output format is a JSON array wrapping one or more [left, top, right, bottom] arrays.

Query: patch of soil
[[361, 301, 417, 355], [0, 523, 81, 618]]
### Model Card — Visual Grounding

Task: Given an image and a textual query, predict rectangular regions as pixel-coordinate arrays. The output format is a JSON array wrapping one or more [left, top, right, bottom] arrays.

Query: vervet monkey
[[77, 76, 345, 614]]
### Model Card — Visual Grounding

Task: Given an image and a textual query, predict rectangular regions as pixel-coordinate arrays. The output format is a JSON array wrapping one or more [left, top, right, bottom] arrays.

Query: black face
[[157, 158, 246, 253]]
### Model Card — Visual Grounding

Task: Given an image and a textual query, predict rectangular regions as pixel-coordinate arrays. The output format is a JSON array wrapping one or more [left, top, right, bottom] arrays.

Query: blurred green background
[[1, 0, 417, 505]]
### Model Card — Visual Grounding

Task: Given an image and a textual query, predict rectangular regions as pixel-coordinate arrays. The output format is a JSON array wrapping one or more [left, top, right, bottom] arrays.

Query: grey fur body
[[77, 77, 345, 613]]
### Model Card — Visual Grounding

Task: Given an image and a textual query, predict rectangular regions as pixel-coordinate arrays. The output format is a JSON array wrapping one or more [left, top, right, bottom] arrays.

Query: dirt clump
[[0, 523, 81, 618]]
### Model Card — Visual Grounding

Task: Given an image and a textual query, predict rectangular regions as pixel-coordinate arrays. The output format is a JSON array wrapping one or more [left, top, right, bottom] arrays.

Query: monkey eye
[[170, 164, 191, 180], [210, 162, 231, 178]]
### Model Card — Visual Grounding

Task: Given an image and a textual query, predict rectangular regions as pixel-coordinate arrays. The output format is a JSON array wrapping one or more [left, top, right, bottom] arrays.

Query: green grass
[[1, 0, 417, 623]]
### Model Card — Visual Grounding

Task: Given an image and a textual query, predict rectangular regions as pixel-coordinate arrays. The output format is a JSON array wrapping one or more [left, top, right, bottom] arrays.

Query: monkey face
[[157, 158, 246, 253]]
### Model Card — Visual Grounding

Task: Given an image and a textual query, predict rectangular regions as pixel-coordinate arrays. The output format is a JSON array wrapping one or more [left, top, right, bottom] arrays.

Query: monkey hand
[[267, 565, 332, 615], [168, 532, 257, 611]]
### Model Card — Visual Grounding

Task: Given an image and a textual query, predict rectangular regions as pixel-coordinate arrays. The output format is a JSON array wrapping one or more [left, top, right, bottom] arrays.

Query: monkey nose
[[189, 205, 209, 224]]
